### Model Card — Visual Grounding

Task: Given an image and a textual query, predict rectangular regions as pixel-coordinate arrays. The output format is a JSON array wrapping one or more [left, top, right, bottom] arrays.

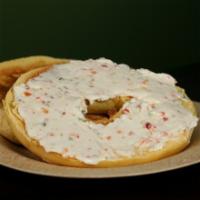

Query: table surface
[[0, 64, 200, 199]]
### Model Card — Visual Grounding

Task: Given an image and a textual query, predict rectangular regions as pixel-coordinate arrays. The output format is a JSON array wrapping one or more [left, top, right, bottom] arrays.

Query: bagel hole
[[84, 96, 132, 125]]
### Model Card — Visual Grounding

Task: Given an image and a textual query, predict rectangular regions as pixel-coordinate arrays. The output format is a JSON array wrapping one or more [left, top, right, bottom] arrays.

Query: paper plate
[[0, 102, 200, 178]]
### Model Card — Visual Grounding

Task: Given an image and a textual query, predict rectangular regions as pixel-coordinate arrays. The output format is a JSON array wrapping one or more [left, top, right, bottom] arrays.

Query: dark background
[[0, 0, 199, 71], [0, 0, 200, 199], [0, 0, 199, 100]]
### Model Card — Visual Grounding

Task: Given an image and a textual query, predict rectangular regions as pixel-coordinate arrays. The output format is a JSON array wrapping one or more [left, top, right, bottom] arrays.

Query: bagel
[[0, 56, 68, 143], [4, 58, 198, 167]]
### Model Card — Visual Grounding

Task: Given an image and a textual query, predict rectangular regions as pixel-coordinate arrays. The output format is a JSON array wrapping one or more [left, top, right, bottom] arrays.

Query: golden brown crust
[[0, 101, 19, 143], [0, 56, 68, 143], [0, 55, 68, 89], [0, 89, 19, 143], [3, 66, 197, 167]]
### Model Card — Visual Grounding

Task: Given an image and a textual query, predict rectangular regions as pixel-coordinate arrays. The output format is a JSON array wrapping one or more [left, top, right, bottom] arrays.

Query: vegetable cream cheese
[[13, 58, 198, 164]]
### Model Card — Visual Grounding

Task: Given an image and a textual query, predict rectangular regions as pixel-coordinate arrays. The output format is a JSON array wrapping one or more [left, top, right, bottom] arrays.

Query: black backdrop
[[1, 1, 199, 100], [0, 0, 199, 71]]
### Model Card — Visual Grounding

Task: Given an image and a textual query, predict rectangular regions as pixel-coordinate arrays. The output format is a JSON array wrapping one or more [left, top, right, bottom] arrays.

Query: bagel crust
[[4, 58, 198, 167], [0, 56, 68, 143]]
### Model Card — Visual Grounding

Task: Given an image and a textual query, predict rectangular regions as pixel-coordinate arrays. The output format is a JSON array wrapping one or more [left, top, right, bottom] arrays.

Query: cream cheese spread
[[13, 58, 198, 164]]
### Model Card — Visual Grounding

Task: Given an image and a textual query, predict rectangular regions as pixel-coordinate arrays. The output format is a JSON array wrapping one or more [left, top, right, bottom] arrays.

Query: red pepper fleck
[[163, 117, 168, 121], [140, 139, 146, 145], [36, 96, 41, 100], [140, 138, 151, 145], [76, 134, 80, 139], [142, 79, 148, 85], [90, 69, 97, 74], [160, 112, 168, 121], [71, 133, 80, 139], [63, 147, 69, 153], [144, 122, 156, 130], [24, 91, 32, 96], [160, 111, 165, 116], [145, 122, 152, 129], [41, 107, 49, 113], [106, 136, 112, 140], [122, 108, 130, 114], [128, 131, 135, 136], [136, 104, 142, 109], [101, 64, 108, 68], [117, 129, 122, 134]]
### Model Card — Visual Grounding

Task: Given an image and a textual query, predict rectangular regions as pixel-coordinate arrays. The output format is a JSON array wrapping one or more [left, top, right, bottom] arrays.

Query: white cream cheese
[[13, 58, 198, 164]]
